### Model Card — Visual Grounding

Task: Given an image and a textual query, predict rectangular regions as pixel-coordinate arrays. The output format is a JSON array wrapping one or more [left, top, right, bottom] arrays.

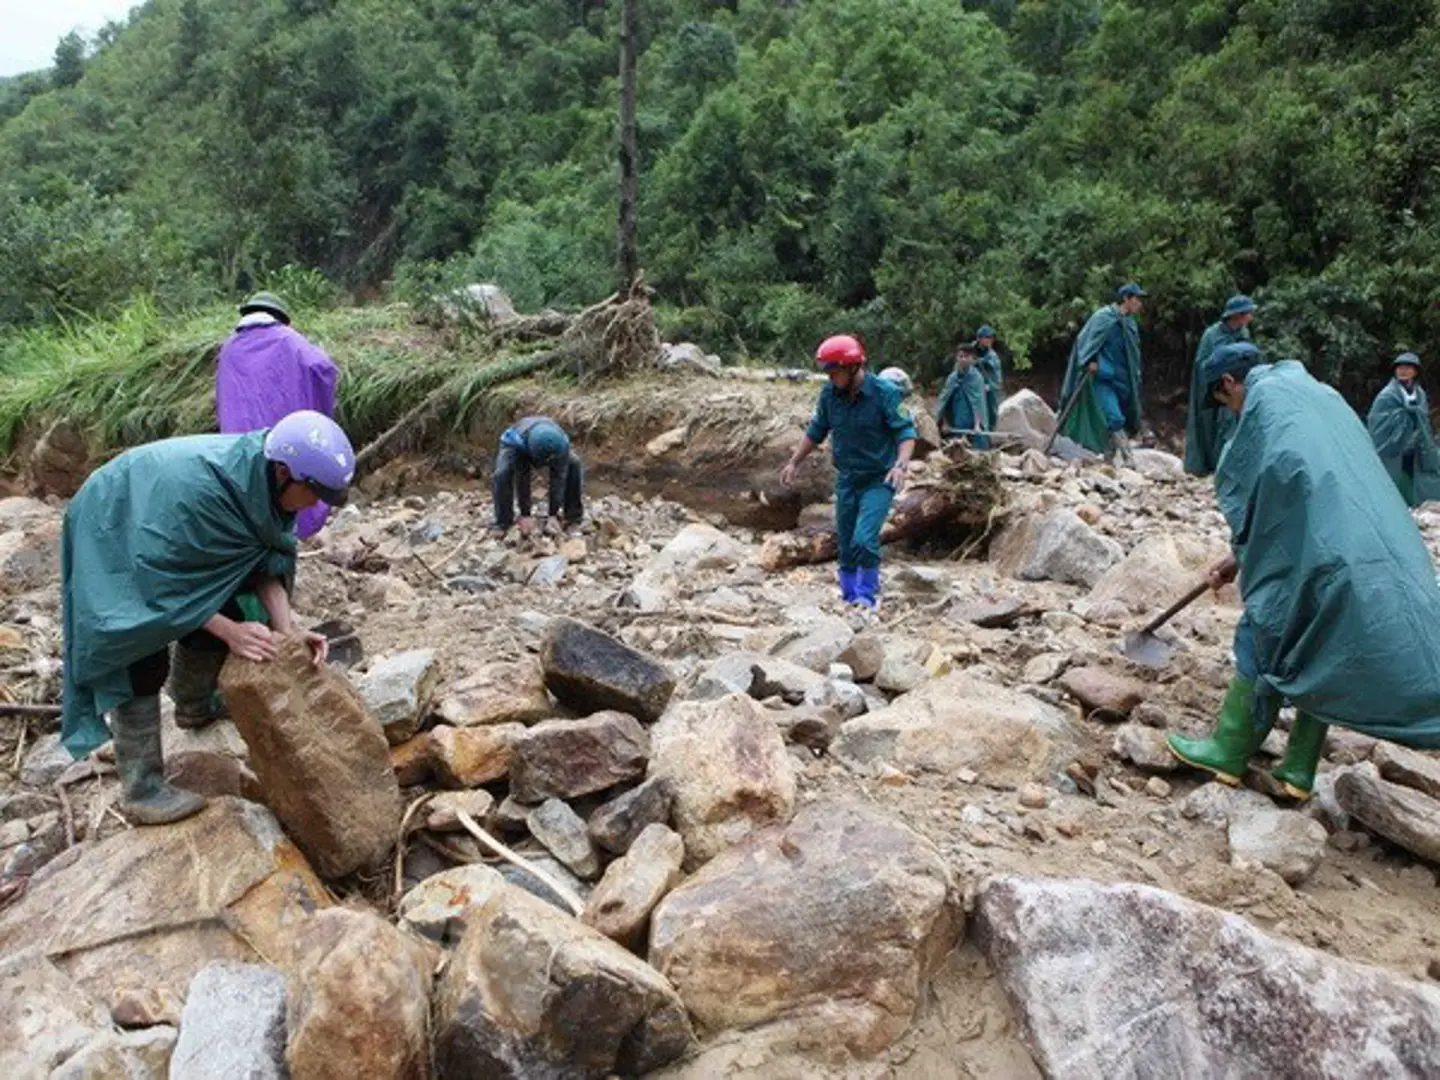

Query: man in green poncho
[[975, 325, 1003, 429], [1169, 343, 1440, 802], [1366, 352, 1440, 506], [936, 341, 991, 449], [1183, 294, 1255, 477], [1056, 283, 1145, 465], [62, 410, 355, 825]]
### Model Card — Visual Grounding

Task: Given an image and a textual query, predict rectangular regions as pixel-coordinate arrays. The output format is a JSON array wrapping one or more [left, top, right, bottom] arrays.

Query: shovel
[[1120, 578, 1211, 668], [1043, 367, 1094, 456]]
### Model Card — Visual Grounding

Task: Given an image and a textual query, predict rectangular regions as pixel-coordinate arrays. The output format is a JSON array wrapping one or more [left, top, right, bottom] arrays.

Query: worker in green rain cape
[[936, 341, 991, 449], [1056, 283, 1145, 465], [61, 412, 352, 825], [1183, 294, 1254, 477], [975, 325, 1003, 429], [1367, 352, 1440, 507], [1169, 344, 1440, 804]]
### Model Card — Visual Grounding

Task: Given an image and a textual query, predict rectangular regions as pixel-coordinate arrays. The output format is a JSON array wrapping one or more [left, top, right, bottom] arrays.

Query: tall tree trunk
[[617, 0, 640, 292]]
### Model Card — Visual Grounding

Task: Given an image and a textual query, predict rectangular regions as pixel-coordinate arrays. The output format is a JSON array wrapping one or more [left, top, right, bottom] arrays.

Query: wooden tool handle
[[1142, 577, 1211, 634]]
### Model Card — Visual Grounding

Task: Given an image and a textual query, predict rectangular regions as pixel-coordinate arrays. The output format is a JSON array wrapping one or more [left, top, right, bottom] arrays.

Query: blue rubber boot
[[854, 567, 881, 610], [837, 568, 858, 603]]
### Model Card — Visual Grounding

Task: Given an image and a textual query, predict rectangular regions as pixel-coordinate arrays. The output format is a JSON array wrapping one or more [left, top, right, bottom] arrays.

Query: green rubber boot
[[1168, 677, 1271, 786], [113, 695, 208, 826], [1263, 711, 1328, 802], [168, 643, 229, 730]]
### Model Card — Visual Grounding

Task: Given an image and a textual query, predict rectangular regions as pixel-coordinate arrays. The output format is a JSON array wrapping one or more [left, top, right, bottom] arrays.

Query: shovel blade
[[1121, 630, 1175, 669]]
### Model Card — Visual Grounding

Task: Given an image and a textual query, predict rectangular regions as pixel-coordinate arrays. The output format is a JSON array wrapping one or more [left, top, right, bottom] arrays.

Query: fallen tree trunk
[[758, 449, 1004, 571]]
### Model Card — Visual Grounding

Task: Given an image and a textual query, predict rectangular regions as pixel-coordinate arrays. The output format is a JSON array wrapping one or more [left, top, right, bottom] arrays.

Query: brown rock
[[28, 419, 89, 497], [1060, 666, 1148, 717], [977, 875, 1440, 1077], [509, 712, 650, 803], [438, 660, 553, 728], [424, 790, 496, 832], [581, 824, 684, 950], [390, 735, 434, 786], [165, 749, 264, 801], [541, 617, 676, 723], [837, 633, 886, 682], [221, 636, 402, 878], [648, 694, 797, 869], [0, 799, 330, 1020], [0, 517, 61, 597], [429, 723, 524, 788], [650, 800, 960, 1056], [433, 883, 693, 1078], [1373, 742, 1440, 800], [0, 949, 113, 1077], [588, 777, 673, 855], [286, 908, 436, 1080]]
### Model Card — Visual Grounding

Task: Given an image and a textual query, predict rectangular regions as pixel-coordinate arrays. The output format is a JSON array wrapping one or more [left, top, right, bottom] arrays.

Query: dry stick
[[53, 781, 75, 848], [393, 792, 436, 907], [1, 703, 61, 718], [454, 809, 585, 918]]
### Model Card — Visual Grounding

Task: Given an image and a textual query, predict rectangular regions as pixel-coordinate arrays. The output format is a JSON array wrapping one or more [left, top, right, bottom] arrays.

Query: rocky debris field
[[3, 384, 1440, 1078]]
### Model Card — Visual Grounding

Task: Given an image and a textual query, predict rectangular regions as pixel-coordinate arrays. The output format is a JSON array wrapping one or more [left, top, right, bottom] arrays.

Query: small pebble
[[1018, 783, 1050, 809], [1090, 840, 1109, 856], [1054, 819, 1083, 838], [956, 768, 978, 785], [1327, 831, 1362, 853], [1145, 776, 1172, 799]]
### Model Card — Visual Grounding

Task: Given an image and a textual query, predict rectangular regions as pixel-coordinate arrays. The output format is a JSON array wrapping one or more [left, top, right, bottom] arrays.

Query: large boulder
[[832, 671, 1078, 787], [620, 524, 745, 613], [437, 659, 553, 728], [0, 798, 330, 1021], [994, 389, 1056, 451], [976, 876, 1440, 1078], [358, 648, 440, 745], [433, 883, 693, 1078], [689, 651, 823, 704], [541, 617, 676, 723], [990, 509, 1123, 588], [1334, 762, 1440, 863], [648, 694, 797, 869], [170, 962, 289, 1080], [650, 800, 960, 1056], [1058, 666, 1148, 716], [1373, 742, 1440, 800], [509, 712, 650, 803], [1075, 533, 1227, 625], [221, 635, 402, 878], [0, 949, 115, 1078], [285, 908, 435, 1080]]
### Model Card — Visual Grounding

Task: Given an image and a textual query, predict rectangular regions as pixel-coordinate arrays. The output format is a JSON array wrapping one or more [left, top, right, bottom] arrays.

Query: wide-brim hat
[[239, 291, 291, 325]]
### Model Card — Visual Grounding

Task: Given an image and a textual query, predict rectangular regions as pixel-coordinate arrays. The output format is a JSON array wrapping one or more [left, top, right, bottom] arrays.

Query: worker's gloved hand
[[542, 518, 563, 538], [223, 622, 278, 663], [517, 516, 537, 538], [302, 630, 329, 668]]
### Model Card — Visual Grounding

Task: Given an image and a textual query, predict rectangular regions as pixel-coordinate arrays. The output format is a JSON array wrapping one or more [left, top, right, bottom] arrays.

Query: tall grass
[[0, 298, 524, 459]]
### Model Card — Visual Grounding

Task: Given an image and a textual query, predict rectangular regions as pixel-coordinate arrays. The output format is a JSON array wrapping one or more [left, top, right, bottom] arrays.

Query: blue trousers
[[835, 474, 895, 571], [1094, 380, 1131, 433]]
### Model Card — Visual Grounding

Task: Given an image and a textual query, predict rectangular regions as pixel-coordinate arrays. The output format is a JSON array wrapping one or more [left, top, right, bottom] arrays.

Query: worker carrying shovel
[[1167, 343, 1440, 800], [61, 411, 353, 825]]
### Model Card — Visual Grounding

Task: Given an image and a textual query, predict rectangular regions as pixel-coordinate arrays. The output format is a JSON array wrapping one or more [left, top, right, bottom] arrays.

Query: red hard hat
[[815, 334, 865, 367]]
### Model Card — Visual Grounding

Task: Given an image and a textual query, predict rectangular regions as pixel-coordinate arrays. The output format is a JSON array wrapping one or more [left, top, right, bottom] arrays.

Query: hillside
[[2, 0, 1440, 393]]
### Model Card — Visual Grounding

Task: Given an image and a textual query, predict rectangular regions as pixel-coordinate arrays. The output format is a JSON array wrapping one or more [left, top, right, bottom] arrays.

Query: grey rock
[[802, 678, 867, 720], [497, 855, 592, 912], [1335, 762, 1440, 863], [690, 652, 822, 704], [49, 1026, 177, 1080], [1179, 782, 1273, 829], [22, 732, 73, 788], [541, 618, 676, 723], [1228, 808, 1328, 886], [528, 554, 569, 587], [170, 962, 288, 1080], [358, 648, 439, 745], [891, 566, 949, 595], [399, 864, 507, 944], [977, 875, 1440, 1078], [1374, 742, 1440, 800], [991, 509, 1123, 588], [0, 949, 113, 1078], [874, 655, 929, 695], [1111, 724, 1179, 773], [773, 616, 855, 674], [509, 712, 650, 803], [527, 798, 601, 880], [588, 777, 673, 855], [837, 634, 885, 682]]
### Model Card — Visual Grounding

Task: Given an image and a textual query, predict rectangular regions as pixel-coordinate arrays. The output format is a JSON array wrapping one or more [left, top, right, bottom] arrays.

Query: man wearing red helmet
[[781, 334, 917, 610]]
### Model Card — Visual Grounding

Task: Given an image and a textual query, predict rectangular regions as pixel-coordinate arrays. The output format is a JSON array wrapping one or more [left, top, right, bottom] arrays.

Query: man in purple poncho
[[217, 291, 339, 541]]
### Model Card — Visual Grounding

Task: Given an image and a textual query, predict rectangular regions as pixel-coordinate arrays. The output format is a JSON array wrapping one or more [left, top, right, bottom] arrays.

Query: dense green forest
[[2, 0, 1439, 395]]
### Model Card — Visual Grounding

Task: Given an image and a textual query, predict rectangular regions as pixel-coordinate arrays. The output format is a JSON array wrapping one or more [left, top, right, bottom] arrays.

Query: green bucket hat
[[239, 291, 291, 325], [1222, 294, 1256, 319]]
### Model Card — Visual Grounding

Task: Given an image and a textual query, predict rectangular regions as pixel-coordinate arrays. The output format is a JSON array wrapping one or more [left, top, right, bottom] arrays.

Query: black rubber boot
[[113, 695, 207, 826], [168, 643, 229, 730]]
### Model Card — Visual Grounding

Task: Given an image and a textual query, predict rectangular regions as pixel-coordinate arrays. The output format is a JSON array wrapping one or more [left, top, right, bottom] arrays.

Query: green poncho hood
[[61, 432, 297, 757], [1217, 362, 1440, 747], [1183, 319, 1250, 476], [1366, 377, 1440, 506]]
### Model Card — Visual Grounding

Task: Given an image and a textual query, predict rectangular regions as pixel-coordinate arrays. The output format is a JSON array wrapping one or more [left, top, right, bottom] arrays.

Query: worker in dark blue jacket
[[492, 416, 584, 536]]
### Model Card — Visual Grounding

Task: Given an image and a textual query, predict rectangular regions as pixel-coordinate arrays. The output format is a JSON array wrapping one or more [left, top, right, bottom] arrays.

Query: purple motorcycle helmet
[[263, 410, 356, 506]]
